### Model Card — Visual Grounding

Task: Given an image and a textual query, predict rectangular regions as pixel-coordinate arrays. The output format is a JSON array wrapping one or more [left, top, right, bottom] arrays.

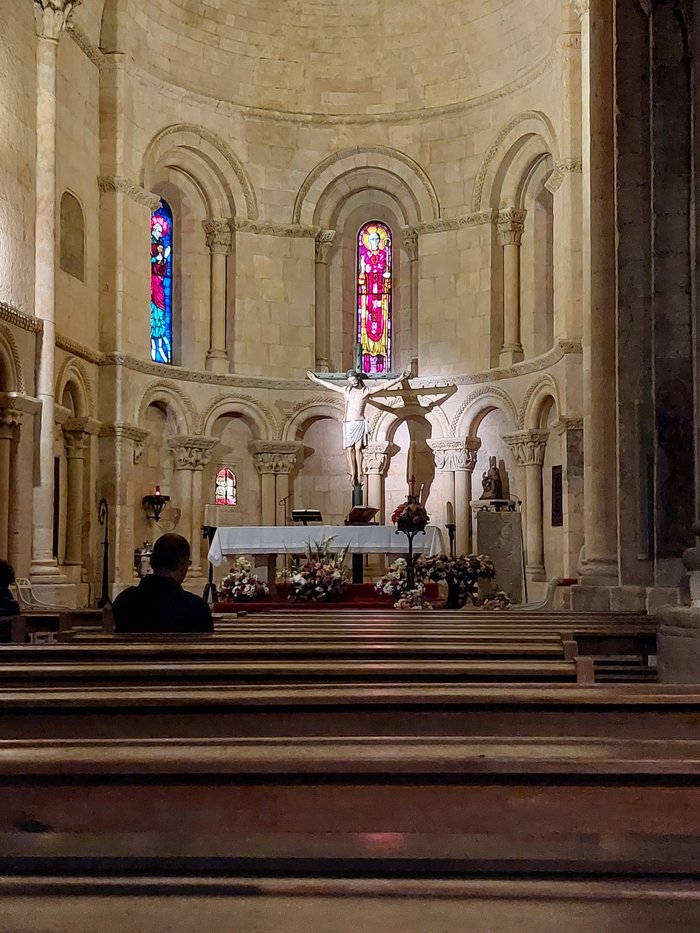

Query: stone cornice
[[233, 219, 320, 239], [55, 333, 105, 365], [99, 423, 149, 444], [98, 176, 161, 212], [0, 301, 41, 333], [65, 20, 103, 68]]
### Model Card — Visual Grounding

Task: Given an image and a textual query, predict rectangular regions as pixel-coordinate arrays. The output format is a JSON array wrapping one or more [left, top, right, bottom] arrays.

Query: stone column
[[428, 438, 481, 555], [169, 436, 217, 573], [202, 219, 232, 374], [0, 406, 22, 560], [505, 430, 549, 580], [402, 227, 419, 374], [554, 417, 584, 578], [31, 0, 80, 577], [497, 208, 527, 366], [250, 442, 301, 526], [362, 442, 393, 523], [272, 445, 300, 526], [62, 423, 88, 565], [576, 0, 619, 586], [314, 231, 335, 372]]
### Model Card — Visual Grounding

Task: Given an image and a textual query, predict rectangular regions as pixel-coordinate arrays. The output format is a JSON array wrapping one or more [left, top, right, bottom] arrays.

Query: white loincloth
[[343, 419, 368, 449]]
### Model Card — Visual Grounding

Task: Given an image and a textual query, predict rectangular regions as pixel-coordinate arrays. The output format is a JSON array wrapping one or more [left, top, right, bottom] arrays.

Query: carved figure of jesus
[[306, 368, 409, 486]]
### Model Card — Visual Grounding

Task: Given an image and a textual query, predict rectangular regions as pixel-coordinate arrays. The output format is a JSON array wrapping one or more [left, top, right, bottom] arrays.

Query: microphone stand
[[278, 495, 291, 578]]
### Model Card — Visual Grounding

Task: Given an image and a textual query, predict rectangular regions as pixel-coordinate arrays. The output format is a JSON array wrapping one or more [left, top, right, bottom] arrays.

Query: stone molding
[[98, 176, 161, 212], [553, 416, 583, 435], [249, 441, 301, 475], [33, 0, 80, 40], [0, 301, 42, 333], [401, 227, 419, 261], [234, 219, 319, 239], [55, 333, 105, 365], [362, 441, 395, 476], [0, 405, 23, 438], [545, 158, 583, 194], [497, 208, 527, 246], [202, 219, 232, 255], [428, 437, 481, 472], [504, 430, 550, 466], [314, 229, 336, 262], [572, 0, 590, 17], [63, 416, 101, 436], [169, 435, 218, 470], [66, 20, 103, 67], [99, 423, 150, 467]]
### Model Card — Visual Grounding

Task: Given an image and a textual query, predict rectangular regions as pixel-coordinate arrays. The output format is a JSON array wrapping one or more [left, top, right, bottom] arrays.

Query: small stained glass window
[[357, 221, 392, 374], [215, 467, 237, 506], [150, 200, 173, 364]]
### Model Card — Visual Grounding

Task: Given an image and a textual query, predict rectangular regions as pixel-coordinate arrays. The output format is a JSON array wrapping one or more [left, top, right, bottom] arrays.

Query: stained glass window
[[150, 200, 173, 364], [357, 221, 392, 374], [215, 467, 237, 506]]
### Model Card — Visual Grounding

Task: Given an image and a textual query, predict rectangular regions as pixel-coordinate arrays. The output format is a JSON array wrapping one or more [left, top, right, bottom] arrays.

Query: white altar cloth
[[207, 524, 444, 566]]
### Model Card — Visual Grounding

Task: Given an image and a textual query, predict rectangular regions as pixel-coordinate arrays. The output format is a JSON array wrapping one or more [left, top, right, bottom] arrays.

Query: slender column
[[251, 443, 300, 526], [169, 436, 217, 573], [429, 438, 481, 555], [202, 219, 232, 374], [505, 430, 549, 580], [554, 417, 584, 578], [497, 209, 526, 366], [314, 231, 335, 372], [62, 426, 88, 565], [576, 0, 619, 584], [362, 442, 392, 523], [0, 407, 22, 560], [402, 227, 419, 373], [31, 0, 80, 575]]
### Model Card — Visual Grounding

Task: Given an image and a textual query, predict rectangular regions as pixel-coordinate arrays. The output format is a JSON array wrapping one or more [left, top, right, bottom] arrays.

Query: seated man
[[0, 560, 20, 617], [113, 533, 213, 634]]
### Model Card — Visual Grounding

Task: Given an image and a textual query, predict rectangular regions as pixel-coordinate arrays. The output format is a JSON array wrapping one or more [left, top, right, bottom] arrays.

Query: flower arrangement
[[480, 590, 512, 611], [287, 537, 350, 603], [394, 585, 433, 610], [413, 553, 496, 608], [219, 556, 269, 601], [374, 557, 409, 600], [391, 501, 430, 531]]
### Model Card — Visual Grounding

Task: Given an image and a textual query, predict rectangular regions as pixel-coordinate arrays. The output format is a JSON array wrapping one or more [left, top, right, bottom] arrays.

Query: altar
[[207, 524, 444, 566]]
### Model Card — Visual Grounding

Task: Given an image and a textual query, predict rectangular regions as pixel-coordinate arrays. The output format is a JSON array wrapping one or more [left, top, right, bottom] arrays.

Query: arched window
[[59, 191, 85, 282], [357, 221, 392, 374], [150, 200, 173, 364], [215, 467, 237, 506]]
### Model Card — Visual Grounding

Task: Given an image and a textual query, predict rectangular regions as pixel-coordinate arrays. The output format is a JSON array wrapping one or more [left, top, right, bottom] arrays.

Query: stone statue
[[480, 456, 503, 500], [306, 368, 409, 486]]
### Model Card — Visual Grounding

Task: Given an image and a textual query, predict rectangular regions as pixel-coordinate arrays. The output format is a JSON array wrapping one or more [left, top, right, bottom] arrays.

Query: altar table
[[207, 525, 444, 566]]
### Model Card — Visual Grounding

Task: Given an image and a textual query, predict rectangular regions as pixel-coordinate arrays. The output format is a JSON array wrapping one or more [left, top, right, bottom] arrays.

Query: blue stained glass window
[[357, 221, 392, 374], [150, 201, 173, 364]]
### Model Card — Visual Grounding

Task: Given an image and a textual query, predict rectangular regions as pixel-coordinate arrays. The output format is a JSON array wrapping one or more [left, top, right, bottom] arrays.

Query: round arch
[[520, 375, 561, 429], [56, 358, 96, 418], [136, 381, 196, 435], [451, 386, 519, 438], [282, 398, 344, 442], [0, 324, 24, 394], [201, 394, 278, 441]]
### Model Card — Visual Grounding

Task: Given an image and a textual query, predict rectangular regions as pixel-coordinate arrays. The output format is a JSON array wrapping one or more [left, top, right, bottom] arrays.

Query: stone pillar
[[31, 0, 80, 577], [250, 442, 301, 526], [505, 430, 549, 580], [169, 436, 218, 574], [62, 423, 88, 565], [497, 208, 527, 366], [402, 227, 419, 373], [0, 406, 22, 560], [362, 442, 393, 523], [576, 0, 619, 586], [428, 438, 481, 555], [314, 231, 335, 372], [202, 219, 232, 373], [554, 417, 584, 578]]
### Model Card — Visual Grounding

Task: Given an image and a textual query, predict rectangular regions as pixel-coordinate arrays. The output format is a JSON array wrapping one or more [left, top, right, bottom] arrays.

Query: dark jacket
[[0, 585, 19, 618], [113, 574, 213, 634]]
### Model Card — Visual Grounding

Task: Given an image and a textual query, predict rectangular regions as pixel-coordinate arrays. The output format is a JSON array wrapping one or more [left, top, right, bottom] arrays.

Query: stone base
[[27, 582, 90, 609], [570, 584, 680, 613], [658, 607, 700, 683]]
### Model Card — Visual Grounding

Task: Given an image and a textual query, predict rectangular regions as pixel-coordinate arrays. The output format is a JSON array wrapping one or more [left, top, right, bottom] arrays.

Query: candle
[[406, 441, 416, 485], [155, 485, 161, 496], [446, 500, 455, 526]]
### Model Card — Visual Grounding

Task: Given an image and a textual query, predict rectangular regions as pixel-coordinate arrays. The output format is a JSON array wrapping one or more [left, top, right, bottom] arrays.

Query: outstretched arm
[[367, 368, 410, 395], [306, 371, 346, 394]]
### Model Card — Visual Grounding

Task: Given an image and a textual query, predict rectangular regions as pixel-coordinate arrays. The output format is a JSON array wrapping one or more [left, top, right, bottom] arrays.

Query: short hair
[[150, 534, 190, 572], [346, 369, 365, 381], [0, 561, 14, 588]]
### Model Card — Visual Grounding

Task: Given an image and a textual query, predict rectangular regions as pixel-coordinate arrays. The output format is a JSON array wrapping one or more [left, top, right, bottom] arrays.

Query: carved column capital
[[553, 417, 583, 437], [362, 441, 395, 476], [202, 219, 232, 256], [100, 422, 150, 465], [33, 0, 80, 40], [0, 405, 22, 440], [503, 430, 549, 466], [401, 226, 419, 262], [249, 441, 301, 475], [428, 437, 481, 473], [63, 428, 88, 459], [314, 229, 335, 263], [496, 208, 527, 247], [169, 435, 218, 471], [572, 0, 589, 17]]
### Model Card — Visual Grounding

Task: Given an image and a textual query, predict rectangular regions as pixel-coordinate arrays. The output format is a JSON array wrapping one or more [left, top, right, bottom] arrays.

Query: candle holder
[[446, 523, 456, 558], [394, 523, 426, 590], [142, 491, 170, 523]]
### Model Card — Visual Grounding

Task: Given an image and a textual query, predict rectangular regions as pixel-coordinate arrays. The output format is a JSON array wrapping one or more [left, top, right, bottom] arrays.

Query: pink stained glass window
[[357, 221, 392, 374], [215, 467, 237, 506]]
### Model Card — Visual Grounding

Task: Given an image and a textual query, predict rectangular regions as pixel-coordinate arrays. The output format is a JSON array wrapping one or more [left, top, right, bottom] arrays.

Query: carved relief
[[98, 176, 161, 212], [496, 208, 527, 247], [503, 430, 549, 466], [33, 0, 80, 40], [250, 441, 301, 475], [428, 437, 481, 472], [169, 436, 218, 470], [314, 229, 336, 262], [202, 219, 233, 255]]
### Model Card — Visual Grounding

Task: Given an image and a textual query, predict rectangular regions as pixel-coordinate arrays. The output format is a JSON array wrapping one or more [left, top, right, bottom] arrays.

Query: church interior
[[1, 0, 700, 929]]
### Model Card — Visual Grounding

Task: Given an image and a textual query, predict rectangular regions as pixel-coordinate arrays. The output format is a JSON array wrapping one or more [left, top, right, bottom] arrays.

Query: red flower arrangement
[[391, 501, 430, 531]]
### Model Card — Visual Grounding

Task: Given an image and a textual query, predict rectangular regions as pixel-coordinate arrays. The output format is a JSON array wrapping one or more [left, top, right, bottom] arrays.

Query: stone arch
[[520, 375, 561, 429], [472, 111, 559, 212], [451, 386, 519, 437], [281, 397, 344, 441], [140, 124, 258, 220], [136, 380, 197, 435], [0, 324, 24, 393], [293, 146, 440, 226], [371, 403, 450, 444], [201, 394, 278, 441], [56, 358, 96, 418]]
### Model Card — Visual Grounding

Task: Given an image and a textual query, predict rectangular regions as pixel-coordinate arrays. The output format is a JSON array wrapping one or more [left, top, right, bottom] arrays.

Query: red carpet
[[213, 582, 439, 613]]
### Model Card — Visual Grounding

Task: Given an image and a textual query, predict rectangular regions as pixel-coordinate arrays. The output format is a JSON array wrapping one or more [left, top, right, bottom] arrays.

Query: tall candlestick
[[406, 441, 416, 485], [446, 500, 455, 526]]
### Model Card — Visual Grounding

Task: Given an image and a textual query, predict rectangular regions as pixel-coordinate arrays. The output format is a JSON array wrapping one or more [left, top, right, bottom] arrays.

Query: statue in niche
[[480, 456, 504, 500]]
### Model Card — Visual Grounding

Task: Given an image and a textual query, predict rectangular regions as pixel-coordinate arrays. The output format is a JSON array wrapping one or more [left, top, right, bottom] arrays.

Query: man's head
[[150, 533, 191, 583], [0, 560, 15, 588], [346, 369, 364, 387], [367, 230, 381, 251]]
